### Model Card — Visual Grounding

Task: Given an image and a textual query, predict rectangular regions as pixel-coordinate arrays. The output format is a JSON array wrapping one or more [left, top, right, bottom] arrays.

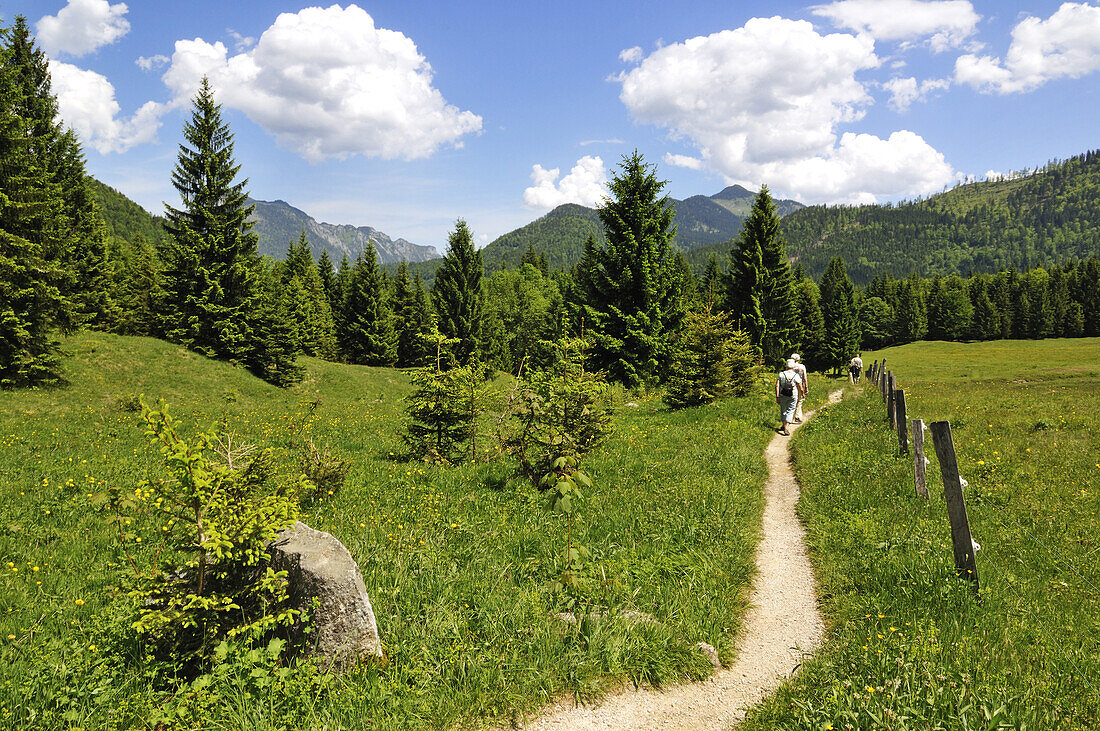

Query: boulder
[[268, 521, 382, 670]]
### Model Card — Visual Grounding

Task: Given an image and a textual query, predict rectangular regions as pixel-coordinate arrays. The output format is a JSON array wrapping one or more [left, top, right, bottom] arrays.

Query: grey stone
[[269, 521, 382, 670], [696, 641, 721, 671]]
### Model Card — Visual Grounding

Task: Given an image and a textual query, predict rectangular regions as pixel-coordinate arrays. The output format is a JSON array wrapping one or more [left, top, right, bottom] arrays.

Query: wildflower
[[74, 599, 85, 606]]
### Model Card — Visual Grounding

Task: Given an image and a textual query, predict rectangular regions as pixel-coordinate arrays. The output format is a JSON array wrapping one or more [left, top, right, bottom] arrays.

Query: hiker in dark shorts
[[849, 353, 863, 383]]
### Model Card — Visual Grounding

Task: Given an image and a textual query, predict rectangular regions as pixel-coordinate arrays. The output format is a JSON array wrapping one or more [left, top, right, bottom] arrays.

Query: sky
[[4, 0, 1100, 253]]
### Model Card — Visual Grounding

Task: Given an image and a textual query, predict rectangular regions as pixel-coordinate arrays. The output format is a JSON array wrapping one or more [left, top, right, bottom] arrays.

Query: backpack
[[779, 372, 794, 397]]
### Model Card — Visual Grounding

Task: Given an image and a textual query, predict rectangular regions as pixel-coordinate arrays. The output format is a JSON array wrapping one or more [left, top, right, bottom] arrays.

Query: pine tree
[[819, 256, 859, 373], [738, 186, 798, 367], [574, 151, 678, 387], [895, 273, 928, 343], [340, 246, 396, 366], [158, 78, 299, 382], [663, 308, 743, 408], [0, 16, 72, 386], [316, 248, 337, 311], [794, 278, 827, 371], [699, 253, 723, 309], [431, 220, 484, 365], [281, 231, 337, 359]]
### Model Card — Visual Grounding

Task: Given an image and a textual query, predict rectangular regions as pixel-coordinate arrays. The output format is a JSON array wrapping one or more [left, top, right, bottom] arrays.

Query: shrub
[[111, 399, 308, 677], [664, 309, 761, 408]]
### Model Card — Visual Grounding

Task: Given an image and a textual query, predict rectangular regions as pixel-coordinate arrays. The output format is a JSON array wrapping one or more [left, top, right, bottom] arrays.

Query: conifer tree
[[895, 273, 928, 343], [340, 246, 396, 366], [316, 248, 336, 308], [819, 256, 859, 372], [574, 151, 678, 387], [158, 78, 299, 383], [663, 308, 741, 408], [0, 16, 72, 386], [968, 277, 1000, 341], [794, 278, 827, 371], [699, 253, 723, 309], [431, 220, 484, 365], [281, 232, 337, 359], [392, 262, 435, 367]]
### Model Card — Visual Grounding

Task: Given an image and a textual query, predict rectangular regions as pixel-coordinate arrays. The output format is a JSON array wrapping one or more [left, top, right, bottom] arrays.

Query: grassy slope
[[0, 333, 827, 729], [743, 339, 1100, 730]]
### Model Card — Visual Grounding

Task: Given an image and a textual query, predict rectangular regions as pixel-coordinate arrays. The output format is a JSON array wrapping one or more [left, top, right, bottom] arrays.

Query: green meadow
[[0, 332, 831, 729], [743, 338, 1100, 730]]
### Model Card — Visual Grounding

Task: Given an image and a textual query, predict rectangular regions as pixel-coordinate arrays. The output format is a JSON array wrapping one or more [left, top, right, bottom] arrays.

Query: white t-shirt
[[793, 362, 808, 387], [851, 356, 863, 368]]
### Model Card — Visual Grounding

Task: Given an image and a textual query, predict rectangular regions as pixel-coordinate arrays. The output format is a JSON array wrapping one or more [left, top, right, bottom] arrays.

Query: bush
[[664, 309, 761, 408]]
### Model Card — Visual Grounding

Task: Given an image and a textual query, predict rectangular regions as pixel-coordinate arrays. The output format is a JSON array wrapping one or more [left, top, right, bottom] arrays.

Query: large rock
[[269, 521, 382, 670]]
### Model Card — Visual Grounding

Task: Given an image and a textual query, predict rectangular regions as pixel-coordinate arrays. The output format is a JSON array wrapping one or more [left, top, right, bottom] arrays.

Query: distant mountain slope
[[781, 150, 1100, 284], [88, 178, 166, 245], [247, 199, 436, 265]]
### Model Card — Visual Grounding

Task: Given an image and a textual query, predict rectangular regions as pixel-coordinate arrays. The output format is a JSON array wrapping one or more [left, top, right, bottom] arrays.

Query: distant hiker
[[849, 353, 863, 383], [791, 353, 808, 423], [775, 358, 804, 436]]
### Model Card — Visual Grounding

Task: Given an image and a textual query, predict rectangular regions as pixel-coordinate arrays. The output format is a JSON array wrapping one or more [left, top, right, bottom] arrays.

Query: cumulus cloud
[[619, 46, 643, 63], [617, 16, 956, 203], [955, 2, 1100, 94], [523, 155, 608, 209], [882, 76, 950, 111], [160, 4, 482, 162], [49, 60, 164, 153], [663, 153, 705, 170], [136, 54, 169, 72], [811, 0, 980, 51], [36, 0, 130, 57]]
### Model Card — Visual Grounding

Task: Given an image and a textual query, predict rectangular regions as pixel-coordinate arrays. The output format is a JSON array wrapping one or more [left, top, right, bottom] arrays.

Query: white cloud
[[226, 29, 256, 52], [136, 54, 169, 72], [36, 0, 130, 57], [663, 153, 705, 170], [955, 2, 1100, 94], [811, 0, 980, 51], [160, 4, 482, 162], [883, 76, 950, 111], [48, 60, 164, 154], [617, 16, 956, 204], [523, 155, 608, 209], [619, 46, 643, 63]]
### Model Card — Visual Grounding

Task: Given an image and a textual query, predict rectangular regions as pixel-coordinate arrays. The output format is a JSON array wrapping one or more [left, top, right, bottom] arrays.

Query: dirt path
[[514, 390, 843, 730]]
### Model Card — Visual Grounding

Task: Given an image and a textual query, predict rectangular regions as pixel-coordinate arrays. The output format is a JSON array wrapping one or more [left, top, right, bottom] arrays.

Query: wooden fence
[[865, 359, 980, 595]]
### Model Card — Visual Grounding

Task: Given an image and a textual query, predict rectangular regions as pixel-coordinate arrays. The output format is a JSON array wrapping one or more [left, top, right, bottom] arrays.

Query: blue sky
[[5, 1, 1100, 252]]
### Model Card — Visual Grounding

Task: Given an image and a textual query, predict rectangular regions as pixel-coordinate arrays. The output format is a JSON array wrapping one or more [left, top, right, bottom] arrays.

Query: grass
[[0, 331, 829, 729], [742, 338, 1100, 730]]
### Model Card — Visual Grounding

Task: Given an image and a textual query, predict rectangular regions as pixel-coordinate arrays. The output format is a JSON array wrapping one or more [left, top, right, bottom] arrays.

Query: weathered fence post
[[929, 421, 980, 595], [895, 389, 909, 455], [911, 419, 929, 498], [879, 367, 886, 400], [887, 372, 896, 424]]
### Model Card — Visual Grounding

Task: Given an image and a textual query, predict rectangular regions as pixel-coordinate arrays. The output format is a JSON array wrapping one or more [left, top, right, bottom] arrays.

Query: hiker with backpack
[[775, 358, 805, 436]]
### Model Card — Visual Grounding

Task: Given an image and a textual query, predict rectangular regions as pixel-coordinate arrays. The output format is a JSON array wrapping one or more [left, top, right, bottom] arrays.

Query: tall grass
[[743, 338, 1100, 730], [0, 332, 828, 728]]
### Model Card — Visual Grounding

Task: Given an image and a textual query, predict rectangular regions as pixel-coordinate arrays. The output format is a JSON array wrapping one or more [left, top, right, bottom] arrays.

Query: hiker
[[775, 358, 805, 436], [791, 353, 808, 423], [849, 353, 863, 383]]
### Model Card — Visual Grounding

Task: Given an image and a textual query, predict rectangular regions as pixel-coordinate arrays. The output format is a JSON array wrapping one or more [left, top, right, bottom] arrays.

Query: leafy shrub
[[500, 338, 613, 487], [111, 399, 308, 677]]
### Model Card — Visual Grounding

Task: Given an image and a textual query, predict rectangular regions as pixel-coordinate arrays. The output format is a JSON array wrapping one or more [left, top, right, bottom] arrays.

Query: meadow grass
[[0, 332, 829, 729], [742, 338, 1100, 730]]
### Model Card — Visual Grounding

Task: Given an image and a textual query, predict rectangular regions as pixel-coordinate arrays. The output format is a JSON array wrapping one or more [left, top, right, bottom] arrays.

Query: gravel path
[[514, 390, 842, 730]]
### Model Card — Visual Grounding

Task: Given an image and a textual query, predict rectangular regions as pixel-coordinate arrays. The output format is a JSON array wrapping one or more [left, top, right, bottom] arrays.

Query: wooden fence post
[[911, 419, 929, 498], [929, 421, 980, 595], [880, 367, 887, 400], [895, 389, 908, 455], [887, 372, 896, 424]]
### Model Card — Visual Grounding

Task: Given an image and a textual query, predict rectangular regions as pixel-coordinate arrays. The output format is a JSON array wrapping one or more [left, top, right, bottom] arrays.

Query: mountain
[[247, 199, 436, 265], [780, 150, 1100, 284], [88, 178, 166, 245]]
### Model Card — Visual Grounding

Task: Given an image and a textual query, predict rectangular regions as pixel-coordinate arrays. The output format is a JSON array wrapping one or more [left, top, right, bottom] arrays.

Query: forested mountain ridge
[[87, 178, 166, 246], [780, 150, 1100, 284], [247, 198, 437, 265]]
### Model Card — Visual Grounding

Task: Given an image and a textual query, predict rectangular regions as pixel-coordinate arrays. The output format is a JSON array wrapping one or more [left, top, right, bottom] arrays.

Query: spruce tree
[[895, 273, 928, 343], [795, 278, 827, 371], [699, 253, 723, 309], [340, 246, 396, 366], [663, 307, 739, 408], [431, 220, 484, 365], [574, 151, 678, 387], [158, 77, 298, 383], [392, 262, 435, 367], [0, 17, 72, 386], [281, 232, 337, 359], [819, 256, 859, 373]]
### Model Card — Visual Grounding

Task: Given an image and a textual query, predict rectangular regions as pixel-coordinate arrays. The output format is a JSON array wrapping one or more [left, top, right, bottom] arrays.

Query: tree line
[[3, 16, 1097, 395]]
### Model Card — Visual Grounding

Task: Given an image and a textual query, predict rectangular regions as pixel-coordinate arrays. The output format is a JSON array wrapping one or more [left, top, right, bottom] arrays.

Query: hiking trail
[[514, 389, 844, 730]]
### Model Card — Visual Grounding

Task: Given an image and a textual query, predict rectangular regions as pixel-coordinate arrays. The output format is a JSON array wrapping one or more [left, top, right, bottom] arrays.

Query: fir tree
[[392, 263, 435, 368], [699, 253, 723, 309], [158, 78, 298, 382], [574, 151, 678, 387], [741, 186, 799, 367], [819, 256, 859, 372], [0, 16, 72, 386], [281, 232, 337, 359], [663, 308, 740, 409], [794, 278, 827, 372], [340, 246, 396, 366], [431, 220, 484, 365], [895, 273, 928, 343]]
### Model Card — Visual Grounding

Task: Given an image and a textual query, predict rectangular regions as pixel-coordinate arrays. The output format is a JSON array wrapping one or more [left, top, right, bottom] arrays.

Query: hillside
[[87, 178, 166, 245], [400, 185, 804, 283], [247, 198, 437, 265], [780, 150, 1100, 284]]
